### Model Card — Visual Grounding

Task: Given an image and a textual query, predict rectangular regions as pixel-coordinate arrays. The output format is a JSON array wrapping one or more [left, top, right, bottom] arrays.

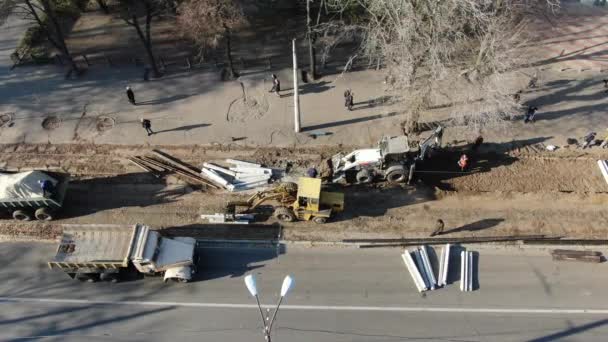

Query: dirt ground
[[0, 142, 606, 242]]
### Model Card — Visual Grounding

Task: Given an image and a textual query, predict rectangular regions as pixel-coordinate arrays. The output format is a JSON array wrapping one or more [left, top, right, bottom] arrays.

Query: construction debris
[[437, 244, 451, 287], [200, 159, 283, 192], [551, 249, 604, 263], [127, 153, 219, 189], [598, 160, 608, 186], [200, 213, 255, 224], [402, 245, 476, 293]]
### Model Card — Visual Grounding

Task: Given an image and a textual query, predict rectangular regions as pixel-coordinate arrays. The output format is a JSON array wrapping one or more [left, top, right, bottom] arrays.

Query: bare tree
[[119, 0, 174, 78], [323, 0, 560, 134], [1, 0, 80, 72], [176, 0, 246, 79]]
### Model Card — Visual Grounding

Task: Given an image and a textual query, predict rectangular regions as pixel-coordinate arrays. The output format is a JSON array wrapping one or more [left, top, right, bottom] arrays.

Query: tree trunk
[[306, 0, 316, 80], [131, 11, 160, 78], [96, 0, 110, 14], [35, 0, 80, 73], [224, 26, 237, 79]]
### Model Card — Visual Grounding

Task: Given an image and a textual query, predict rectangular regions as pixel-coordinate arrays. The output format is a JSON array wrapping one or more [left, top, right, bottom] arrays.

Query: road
[[0, 242, 607, 341]]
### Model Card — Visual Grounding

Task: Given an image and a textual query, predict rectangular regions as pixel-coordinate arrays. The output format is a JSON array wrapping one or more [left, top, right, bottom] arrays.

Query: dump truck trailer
[[0, 170, 69, 221], [48, 224, 197, 283]]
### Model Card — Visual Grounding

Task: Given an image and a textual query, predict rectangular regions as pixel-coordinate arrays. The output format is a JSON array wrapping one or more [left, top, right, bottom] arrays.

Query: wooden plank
[[151, 149, 201, 174]]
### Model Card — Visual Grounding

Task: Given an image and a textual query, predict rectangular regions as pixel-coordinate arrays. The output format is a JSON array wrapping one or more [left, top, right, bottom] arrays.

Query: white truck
[[331, 126, 443, 184], [48, 224, 197, 283]]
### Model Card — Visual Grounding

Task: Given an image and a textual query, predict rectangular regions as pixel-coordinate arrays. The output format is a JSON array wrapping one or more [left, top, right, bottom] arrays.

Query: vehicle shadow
[[333, 184, 436, 221], [58, 172, 193, 219]]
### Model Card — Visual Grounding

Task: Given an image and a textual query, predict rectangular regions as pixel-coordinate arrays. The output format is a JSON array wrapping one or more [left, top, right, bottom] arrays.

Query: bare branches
[[324, 0, 560, 134], [176, 0, 246, 79]]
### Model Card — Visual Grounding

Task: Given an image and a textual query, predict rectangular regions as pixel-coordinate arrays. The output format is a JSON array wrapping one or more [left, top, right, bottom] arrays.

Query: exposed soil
[[0, 143, 606, 242]]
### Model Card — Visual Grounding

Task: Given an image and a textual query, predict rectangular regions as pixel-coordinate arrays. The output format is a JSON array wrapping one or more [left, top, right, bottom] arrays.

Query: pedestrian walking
[[141, 118, 153, 136], [458, 154, 468, 171], [270, 74, 281, 96], [126, 86, 136, 105], [600, 129, 608, 149], [582, 131, 596, 149], [513, 90, 522, 103], [524, 106, 538, 123], [344, 89, 354, 111], [430, 219, 445, 237]]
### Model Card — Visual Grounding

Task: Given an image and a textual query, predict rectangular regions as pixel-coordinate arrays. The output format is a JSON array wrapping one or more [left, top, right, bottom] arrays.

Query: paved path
[[1, 242, 607, 341]]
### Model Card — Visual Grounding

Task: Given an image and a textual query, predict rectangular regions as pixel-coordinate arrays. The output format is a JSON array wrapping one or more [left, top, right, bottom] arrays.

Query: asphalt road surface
[[1, 242, 607, 341]]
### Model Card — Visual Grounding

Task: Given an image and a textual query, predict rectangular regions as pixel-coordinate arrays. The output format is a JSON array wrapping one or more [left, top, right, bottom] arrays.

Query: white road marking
[[1, 297, 608, 315]]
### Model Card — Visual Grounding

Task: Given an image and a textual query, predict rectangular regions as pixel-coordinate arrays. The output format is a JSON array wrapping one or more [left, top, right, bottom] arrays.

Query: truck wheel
[[312, 216, 327, 224], [385, 166, 406, 184], [35, 207, 53, 221], [274, 207, 296, 222], [356, 169, 371, 184], [12, 210, 32, 221]]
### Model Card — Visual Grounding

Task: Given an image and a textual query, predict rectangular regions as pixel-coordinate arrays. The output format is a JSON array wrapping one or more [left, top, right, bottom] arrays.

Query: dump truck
[[0, 170, 69, 221], [48, 224, 197, 283], [226, 177, 344, 224], [331, 126, 443, 184]]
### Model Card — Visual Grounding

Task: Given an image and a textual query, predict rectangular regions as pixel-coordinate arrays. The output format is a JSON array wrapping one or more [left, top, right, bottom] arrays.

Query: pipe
[[401, 250, 427, 292], [412, 249, 430, 289], [468, 251, 474, 292], [419, 245, 436, 290], [460, 251, 466, 292]]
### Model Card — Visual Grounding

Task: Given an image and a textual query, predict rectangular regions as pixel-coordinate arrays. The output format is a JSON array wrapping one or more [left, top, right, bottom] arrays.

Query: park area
[[0, 0, 607, 242]]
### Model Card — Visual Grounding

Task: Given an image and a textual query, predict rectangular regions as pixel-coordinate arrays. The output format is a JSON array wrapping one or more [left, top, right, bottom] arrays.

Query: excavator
[[330, 125, 444, 184], [225, 177, 344, 224]]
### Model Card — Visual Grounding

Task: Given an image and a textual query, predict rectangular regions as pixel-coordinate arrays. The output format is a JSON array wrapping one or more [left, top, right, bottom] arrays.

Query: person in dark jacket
[[270, 74, 281, 96], [126, 86, 136, 105], [141, 118, 153, 136], [430, 219, 445, 236], [524, 106, 538, 123], [344, 89, 354, 111]]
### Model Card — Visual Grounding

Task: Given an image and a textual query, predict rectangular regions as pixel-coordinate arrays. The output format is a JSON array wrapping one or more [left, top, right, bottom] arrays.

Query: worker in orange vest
[[458, 154, 468, 171]]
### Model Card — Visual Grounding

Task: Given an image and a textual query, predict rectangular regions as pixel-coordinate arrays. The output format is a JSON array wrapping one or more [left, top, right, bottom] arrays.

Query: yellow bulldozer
[[225, 177, 344, 224]]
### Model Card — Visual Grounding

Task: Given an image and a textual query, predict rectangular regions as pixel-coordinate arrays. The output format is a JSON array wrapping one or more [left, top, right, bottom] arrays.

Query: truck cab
[[130, 225, 197, 282]]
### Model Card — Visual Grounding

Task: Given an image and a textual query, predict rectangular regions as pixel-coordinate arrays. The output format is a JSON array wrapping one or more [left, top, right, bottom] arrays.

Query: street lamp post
[[244, 274, 294, 341]]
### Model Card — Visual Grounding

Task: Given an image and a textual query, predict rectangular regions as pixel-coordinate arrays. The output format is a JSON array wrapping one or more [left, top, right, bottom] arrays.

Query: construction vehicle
[[48, 224, 197, 283], [0, 170, 69, 221], [330, 126, 443, 184], [226, 177, 344, 224]]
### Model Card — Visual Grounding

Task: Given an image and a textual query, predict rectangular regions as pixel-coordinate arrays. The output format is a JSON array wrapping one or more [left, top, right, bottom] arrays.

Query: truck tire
[[312, 216, 327, 224], [385, 165, 406, 184], [274, 207, 296, 222], [356, 169, 372, 184], [35, 207, 53, 221], [12, 210, 32, 221]]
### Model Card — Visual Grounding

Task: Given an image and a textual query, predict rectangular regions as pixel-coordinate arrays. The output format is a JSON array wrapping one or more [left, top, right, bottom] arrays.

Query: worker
[[472, 135, 484, 153], [306, 167, 318, 178], [582, 132, 596, 149], [458, 154, 468, 171], [600, 129, 608, 149], [38, 179, 54, 198], [524, 106, 538, 123], [430, 219, 445, 237]]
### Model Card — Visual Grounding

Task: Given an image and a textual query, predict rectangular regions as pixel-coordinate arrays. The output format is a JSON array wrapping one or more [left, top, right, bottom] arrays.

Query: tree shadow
[[417, 137, 553, 190], [302, 111, 400, 132], [526, 319, 608, 342], [153, 123, 211, 134], [300, 81, 334, 95], [136, 94, 193, 105], [441, 218, 505, 235]]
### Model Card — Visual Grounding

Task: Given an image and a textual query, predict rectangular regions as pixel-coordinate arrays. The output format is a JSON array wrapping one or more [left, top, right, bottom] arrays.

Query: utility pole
[[306, 0, 316, 81], [292, 38, 301, 133]]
